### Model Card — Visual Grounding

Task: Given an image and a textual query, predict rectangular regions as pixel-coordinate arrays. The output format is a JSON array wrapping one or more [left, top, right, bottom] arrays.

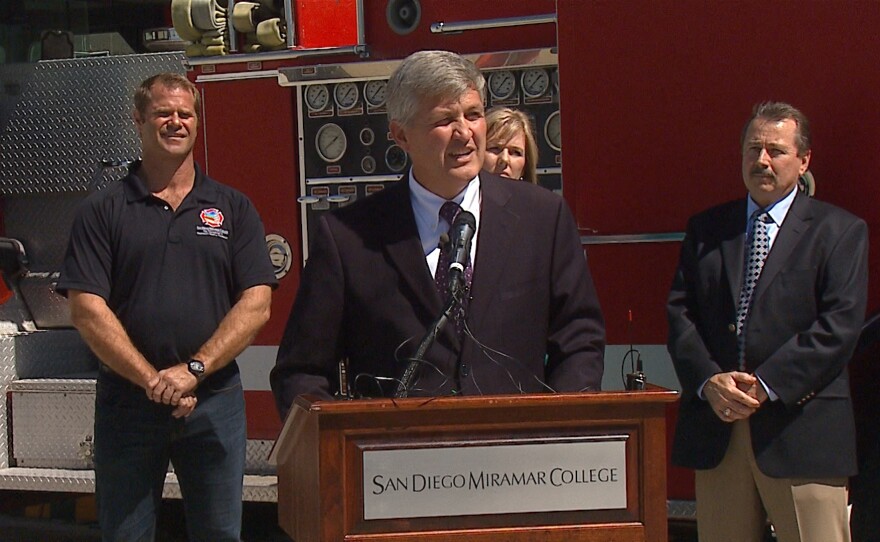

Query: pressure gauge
[[487, 70, 516, 101], [316, 123, 347, 163], [361, 155, 376, 174], [385, 144, 407, 172], [544, 110, 561, 151], [334, 82, 359, 110], [521, 68, 550, 99], [363, 80, 388, 108], [359, 127, 375, 146], [304, 84, 330, 112]]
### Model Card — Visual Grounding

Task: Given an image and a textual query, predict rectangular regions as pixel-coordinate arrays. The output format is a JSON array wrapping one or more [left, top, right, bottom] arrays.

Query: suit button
[[728, 323, 736, 332]]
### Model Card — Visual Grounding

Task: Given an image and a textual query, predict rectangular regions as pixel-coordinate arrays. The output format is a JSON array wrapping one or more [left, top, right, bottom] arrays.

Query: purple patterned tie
[[737, 210, 771, 370], [434, 201, 472, 338], [434, 201, 461, 296]]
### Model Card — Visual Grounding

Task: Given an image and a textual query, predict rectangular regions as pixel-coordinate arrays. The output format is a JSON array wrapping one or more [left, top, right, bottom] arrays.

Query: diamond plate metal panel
[[13, 330, 97, 379], [10, 379, 96, 469], [0, 336, 16, 469], [3, 193, 89, 270], [245, 439, 275, 475], [667, 499, 697, 520], [0, 63, 36, 137], [0, 466, 96, 493], [162, 473, 278, 502], [0, 52, 186, 195], [0, 467, 278, 501]]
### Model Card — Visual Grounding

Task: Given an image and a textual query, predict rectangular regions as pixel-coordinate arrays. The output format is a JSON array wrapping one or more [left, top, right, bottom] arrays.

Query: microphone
[[393, 210, 475, 399], [445, 210, 476, 299]]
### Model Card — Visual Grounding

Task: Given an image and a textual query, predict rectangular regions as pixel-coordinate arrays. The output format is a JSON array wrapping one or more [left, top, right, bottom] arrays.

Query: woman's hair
[[485, 107, 539, 184]]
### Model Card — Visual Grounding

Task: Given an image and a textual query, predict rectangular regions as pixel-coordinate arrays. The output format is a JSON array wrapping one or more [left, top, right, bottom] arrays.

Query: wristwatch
[[187, 359, 206, 382]]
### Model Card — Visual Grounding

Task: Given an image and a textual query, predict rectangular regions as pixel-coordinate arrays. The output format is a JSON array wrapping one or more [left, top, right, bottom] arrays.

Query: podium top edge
[[295, 387, 679, 414]]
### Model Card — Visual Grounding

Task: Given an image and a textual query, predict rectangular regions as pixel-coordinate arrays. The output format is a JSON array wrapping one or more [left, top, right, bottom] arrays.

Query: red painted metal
[[294, 0, 360, 48]]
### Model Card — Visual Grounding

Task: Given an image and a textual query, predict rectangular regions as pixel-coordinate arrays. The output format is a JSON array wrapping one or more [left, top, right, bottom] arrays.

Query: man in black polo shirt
[[57, 73, 276, 542]]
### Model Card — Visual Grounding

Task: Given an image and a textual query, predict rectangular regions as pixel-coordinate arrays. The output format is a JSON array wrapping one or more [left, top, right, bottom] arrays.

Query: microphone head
[[453, 210, 476, 230]]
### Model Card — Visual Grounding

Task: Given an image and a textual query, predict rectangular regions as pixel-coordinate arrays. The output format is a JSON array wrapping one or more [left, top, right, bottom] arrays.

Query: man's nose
[[452, 120, 472, 140], [757, 148, 771, 164]]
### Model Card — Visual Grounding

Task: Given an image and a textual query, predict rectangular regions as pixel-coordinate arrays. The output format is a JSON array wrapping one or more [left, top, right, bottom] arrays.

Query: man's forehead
[[149, 87, 195, 106], [746, 118, 797, 140], [424, 88, 483, 108]]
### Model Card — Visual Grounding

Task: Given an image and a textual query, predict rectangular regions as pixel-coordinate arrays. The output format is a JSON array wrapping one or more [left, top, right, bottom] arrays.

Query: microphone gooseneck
[[394, 210, 476, 398]]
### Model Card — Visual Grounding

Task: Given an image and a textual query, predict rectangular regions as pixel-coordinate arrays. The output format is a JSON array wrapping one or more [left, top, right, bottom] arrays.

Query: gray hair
[[741, 101, 811, 156], [387, 50, 486, 126]]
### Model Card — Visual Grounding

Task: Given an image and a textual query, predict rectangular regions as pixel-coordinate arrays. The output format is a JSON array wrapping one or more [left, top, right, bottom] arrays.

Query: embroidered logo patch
[[200, 208, 224, 228], [197, 208, 229, 239]]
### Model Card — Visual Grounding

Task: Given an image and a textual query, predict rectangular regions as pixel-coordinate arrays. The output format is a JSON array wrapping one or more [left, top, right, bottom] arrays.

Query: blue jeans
[[94, 369, 246, 542]]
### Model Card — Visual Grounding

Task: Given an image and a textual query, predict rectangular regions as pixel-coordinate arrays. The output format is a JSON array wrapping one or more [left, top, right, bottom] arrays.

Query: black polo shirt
[[58, 162, 277, 371]]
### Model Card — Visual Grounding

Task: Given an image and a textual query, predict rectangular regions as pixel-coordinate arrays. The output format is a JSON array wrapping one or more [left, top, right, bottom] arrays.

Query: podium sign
[[363, 436, 627, 519], [273, 387, 678, 542]]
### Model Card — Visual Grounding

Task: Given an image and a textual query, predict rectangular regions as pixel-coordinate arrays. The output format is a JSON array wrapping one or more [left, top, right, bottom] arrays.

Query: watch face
[[189, 359, 205, 374]]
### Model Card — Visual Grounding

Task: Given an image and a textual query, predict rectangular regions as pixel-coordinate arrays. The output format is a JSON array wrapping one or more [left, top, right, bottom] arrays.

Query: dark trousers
[[851, 435, 880, 542], [94, 370, 246, 542]]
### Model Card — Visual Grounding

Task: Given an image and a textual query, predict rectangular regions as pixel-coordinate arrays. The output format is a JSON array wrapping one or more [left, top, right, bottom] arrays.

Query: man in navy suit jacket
[[667, 102, 868, 542], [271, 51, 605, 418]]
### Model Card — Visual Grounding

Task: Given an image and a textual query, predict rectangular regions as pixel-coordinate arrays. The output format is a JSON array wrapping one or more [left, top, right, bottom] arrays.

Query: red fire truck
[[0, 0, 877, 526]]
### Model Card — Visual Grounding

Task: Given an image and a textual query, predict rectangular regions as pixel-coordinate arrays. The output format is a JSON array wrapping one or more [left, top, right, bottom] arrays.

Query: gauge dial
[[359, 127, 375, 146], [487, 70, 516, 101], [385, 144, 407, 172], [334, 82, 359, 110], [304, 84, 330, 111], [544, 110, 561, 151], [361, 155, 376, 174], [521, 68, 550, 99], [316, 123, 347, 163], [363, 80, 388, 108]]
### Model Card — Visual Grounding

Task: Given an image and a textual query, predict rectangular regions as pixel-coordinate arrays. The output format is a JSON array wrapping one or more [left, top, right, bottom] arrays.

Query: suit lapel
[[467, 175, 517, 332], [379, 180, 443, 317], [752, 191, 811, 306], [721, 200, 748, 305]]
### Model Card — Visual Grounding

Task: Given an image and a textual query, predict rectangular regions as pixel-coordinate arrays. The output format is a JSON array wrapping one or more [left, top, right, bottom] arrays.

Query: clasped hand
[[706, 371, 767, 422], [146, 363, 198, 418]]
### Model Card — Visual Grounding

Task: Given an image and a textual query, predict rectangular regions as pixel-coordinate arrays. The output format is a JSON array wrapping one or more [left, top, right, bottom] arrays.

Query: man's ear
[[799, 149, 812, 175], [132, 109, 143, 126], [389, 120, 408, 152]]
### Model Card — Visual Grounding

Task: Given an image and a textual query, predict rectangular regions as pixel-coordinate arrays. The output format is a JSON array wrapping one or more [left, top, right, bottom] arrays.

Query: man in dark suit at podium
[[667, 102, 867, 542], [271, 50, 605, 418]]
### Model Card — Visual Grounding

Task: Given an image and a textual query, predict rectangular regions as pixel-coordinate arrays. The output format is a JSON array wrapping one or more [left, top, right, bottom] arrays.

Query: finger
[[146, 375, 161, 391], [727, 385, 761, 408], [150, 382, 166, 403], [162, 386, 176, 405]]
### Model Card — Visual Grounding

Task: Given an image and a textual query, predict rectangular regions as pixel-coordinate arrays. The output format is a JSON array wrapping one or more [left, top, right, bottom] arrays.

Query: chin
[[451, 164, 480, 180]]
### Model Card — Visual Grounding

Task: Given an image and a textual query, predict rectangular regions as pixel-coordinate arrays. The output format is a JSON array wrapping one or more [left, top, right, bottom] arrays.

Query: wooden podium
[[272, 386, 678, 542]]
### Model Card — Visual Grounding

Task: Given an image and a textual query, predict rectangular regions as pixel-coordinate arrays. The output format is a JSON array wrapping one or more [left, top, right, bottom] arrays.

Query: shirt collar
[[746, 185, 797, 228], [408, 171, 481, 228], [124, 161, 217, 204]]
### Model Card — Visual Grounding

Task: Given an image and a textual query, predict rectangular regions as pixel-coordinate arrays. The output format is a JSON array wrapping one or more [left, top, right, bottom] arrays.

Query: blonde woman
[[483, 107, 539, 184]]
